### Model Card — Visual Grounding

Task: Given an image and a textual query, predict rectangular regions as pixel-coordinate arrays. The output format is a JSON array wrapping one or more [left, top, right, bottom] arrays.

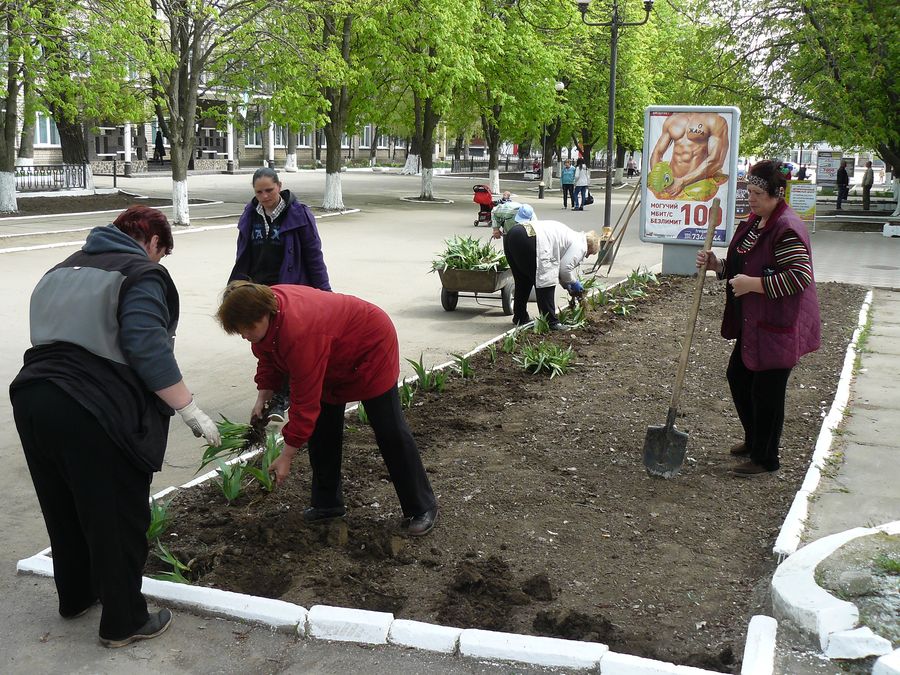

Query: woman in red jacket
[[216, 281, 438, 535]]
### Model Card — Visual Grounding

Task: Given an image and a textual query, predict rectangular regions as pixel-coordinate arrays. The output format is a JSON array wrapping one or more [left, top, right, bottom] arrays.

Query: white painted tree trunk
[[420, 168, 434, 199], [489, 169, 500, 196], [545, 165, 555, 190], [284, 153, 298, 172], [14, 157, 34, 167], [400, 153, 420, 175], [615, 166, 624, 183], [84, 165, 95, 191], [322, 172, 345, 210], [0, 172, 17, 213], [172, 180, 190, 225]]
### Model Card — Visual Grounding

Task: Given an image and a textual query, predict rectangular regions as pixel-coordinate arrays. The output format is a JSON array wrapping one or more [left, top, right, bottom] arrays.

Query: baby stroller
[[472, 184, 497, 227]]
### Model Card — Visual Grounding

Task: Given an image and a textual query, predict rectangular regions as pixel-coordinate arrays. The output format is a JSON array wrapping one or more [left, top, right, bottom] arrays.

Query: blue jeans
[[573, 185, 587, 208]]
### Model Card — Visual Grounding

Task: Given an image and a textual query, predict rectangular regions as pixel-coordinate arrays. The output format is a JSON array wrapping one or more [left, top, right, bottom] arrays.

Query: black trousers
[[307, 386, 436, 518], [561, 184, 575, 208], [503, 224, 558, 325], [11, 381, 151, 641], [726, 342, 792, 470], [862, 185, 871, 211]]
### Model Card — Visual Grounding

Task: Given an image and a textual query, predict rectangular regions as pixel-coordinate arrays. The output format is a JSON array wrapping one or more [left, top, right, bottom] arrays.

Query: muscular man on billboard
[[649, 112, 729, 198]]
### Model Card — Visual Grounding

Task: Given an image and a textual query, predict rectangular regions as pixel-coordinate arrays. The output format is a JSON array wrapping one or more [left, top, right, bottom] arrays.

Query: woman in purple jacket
[[229, 167, 331, 421], [696, 160, 820, 477]]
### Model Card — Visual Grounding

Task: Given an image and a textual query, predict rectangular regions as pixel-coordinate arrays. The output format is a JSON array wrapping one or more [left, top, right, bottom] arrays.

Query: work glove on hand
[[176, 400, 221, 447], [568, 280, 584, 297]]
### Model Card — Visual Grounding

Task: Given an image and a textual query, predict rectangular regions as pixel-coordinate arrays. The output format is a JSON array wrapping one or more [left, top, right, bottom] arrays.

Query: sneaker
[[303, 505, 347, 522], [404, 507, 438, 537], [100, 608, 173, 648], [549, 322, 571, 332], [267, 393, 287, 424]]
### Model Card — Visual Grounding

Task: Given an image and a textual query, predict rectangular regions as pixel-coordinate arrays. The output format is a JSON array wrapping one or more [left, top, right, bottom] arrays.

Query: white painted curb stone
[[824, 626, 892, 659], [598, 650, 720, 674], [772, 521, 900, 656], [740, 615, 777, 675], [388, 619, 461, 654], [307, 604, 393, 644], [773, 290, 872, 559], [459, 628, 607, 669], [141, 578, 306, 631], [874, 648, 900, 675]]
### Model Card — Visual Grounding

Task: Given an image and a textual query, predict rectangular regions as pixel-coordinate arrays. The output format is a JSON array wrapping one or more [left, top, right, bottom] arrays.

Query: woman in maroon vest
[[697, 160, 821, 476]]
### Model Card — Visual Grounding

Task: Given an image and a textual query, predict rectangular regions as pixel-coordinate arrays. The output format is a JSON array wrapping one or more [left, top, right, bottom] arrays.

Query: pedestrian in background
[[836, 160, 849, 210], [862, 161, 874, 211], [560, 159, 576, 209], [10, 206, 220, 648], [153, 130, 165, 163], [228, 167, 331, 423], [696, 160, 820, 477], [573, 158, 591, 211]]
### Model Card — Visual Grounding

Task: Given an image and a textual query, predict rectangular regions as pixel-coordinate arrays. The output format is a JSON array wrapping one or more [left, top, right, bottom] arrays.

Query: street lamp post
[[577, 0, 653, 229]]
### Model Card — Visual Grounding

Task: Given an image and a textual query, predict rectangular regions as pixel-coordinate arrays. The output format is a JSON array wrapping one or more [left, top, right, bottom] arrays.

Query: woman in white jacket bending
[[503, 203, 600, 330]]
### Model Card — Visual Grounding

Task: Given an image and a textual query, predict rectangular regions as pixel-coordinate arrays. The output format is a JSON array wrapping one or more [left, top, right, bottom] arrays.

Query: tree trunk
[[543, 118, 562, 190], [16, 78, 35, 166], [481, 104, 502, 195], [323, 123, 344, 210], [368, 125, 378, 166], [285, 124, 298, 172], [401, 94, 422, 175], [0, 38, 18, 213], [47, 111, 94, 189], [615, 143, 626, 183], [419, 97, 439, 199]]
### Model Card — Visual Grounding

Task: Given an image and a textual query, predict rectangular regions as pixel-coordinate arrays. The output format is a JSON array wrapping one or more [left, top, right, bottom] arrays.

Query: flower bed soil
[[147, 277, 865, 673]]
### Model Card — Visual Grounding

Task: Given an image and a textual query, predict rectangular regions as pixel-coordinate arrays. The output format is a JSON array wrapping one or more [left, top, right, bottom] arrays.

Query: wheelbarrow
[[437, 268, 514, 316]]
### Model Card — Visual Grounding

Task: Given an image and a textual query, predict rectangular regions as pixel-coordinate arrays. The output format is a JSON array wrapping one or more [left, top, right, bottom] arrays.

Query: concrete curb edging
[[773, 290, 874, 559], [771, 520, 899, 659], [740, 615, 777, 675]]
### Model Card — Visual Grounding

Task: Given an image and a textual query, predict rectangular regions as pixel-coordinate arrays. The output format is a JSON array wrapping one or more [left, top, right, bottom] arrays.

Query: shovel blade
[[643, 424, 688, 479]]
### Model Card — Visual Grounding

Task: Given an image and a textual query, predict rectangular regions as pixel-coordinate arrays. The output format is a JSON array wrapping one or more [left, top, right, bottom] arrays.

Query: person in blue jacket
[[229, 167, 331, 422], [560, 159, 576, 209]]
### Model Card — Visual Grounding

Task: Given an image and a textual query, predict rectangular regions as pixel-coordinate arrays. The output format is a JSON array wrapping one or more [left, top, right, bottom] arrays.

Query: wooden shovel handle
[[668, 198, 722, 418]]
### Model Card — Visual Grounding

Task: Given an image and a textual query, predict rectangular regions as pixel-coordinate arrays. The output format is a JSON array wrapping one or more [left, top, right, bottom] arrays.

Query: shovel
[[643, 197, 722, 478]]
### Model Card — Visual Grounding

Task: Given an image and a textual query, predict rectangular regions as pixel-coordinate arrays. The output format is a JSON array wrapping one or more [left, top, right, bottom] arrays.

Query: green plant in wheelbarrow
[[430, 235, 509, 272]]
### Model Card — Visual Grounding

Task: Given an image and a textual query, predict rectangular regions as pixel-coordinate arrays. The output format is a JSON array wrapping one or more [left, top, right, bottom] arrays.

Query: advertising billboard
[[640, 106, 741, 247]]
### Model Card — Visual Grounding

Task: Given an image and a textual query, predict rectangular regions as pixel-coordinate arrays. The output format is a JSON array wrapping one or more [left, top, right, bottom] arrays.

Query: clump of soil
[[147, 277, 866, 673]]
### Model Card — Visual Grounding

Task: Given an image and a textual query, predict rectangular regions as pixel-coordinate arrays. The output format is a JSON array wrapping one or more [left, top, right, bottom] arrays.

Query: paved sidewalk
[[2, 178, 899, 673]]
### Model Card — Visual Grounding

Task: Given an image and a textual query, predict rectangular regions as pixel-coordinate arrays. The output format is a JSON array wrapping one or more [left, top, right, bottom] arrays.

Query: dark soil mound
[[4, 192, 208, 218]]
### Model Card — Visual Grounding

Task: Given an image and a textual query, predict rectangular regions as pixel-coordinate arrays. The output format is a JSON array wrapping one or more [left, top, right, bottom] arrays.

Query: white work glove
[[176, 400, 221, 447]]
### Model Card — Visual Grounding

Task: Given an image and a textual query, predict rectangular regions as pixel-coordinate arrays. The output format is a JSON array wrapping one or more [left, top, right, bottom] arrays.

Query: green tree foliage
[[702, 0, 899, 164]]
